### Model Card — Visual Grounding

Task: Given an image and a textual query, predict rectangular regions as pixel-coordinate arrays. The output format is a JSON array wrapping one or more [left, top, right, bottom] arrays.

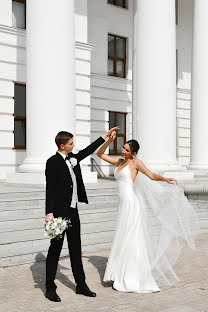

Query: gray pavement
[[1, 234, 208, 312]]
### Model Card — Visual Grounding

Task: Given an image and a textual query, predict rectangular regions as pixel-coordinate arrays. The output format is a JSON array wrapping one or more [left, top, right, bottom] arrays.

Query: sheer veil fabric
[[103, 157, 198, 293]]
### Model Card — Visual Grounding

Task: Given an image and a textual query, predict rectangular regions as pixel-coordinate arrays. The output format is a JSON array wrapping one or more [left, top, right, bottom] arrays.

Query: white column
[[189, 0, 208, 170], [135, 0, 179, 170], [19, 0, 76, 172]]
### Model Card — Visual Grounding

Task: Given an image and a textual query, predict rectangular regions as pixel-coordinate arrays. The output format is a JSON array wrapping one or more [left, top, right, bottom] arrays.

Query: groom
[[45, 127, 118, 302]]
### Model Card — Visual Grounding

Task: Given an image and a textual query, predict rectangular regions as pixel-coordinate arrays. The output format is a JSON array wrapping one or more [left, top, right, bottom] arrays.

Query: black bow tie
[[65, 155, 70, 161]]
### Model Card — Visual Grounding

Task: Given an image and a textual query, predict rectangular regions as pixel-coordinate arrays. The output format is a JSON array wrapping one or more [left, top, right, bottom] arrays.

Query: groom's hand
[[45, 214, 54, 222], [102, 126, 119, 140]]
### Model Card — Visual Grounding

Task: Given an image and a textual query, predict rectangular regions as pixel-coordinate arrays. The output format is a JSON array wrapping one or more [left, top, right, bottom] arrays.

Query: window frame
[[108, 33, 127, 78], [13, 82, 26, 150], [109, 111, 126, 155], [175, 0, 178, 25], [108, 0, 127, 9], [12, 0, 26, 30]]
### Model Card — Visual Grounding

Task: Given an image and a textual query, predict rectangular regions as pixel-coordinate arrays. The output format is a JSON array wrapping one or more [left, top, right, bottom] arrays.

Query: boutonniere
[[69, 157, 77, 168]]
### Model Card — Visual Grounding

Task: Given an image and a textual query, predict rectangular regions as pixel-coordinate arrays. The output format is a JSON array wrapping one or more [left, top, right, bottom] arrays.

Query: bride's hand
[[109, 131, 116, 141], [103, 126, 119, 139], [165, 178, 178, 185]]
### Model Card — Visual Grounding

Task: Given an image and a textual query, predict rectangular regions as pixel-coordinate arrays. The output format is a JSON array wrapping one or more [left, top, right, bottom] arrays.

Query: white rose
[[62, 220, 67, 227], [69, 157, 77, 167], [57, 218, 62, 224], [51, 222, 57, 229], [55, 229, 61, 235], [45, 224, 50, 231]]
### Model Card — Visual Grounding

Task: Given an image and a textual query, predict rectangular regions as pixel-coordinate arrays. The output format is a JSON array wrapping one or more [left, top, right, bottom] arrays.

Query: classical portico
[[1, 0, 208, 185]]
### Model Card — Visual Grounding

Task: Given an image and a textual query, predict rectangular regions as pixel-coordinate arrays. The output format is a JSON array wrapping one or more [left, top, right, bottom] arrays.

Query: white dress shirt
[[58, 151, 78, 209]]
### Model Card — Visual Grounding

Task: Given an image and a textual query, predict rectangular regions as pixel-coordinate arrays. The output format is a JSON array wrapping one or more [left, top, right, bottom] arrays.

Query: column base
[[145, 161, 195, 181], [18, 158, 46, 173], [163, 171, 194, 181], [6, 172, 46, 186], [146, 160, 184, 172], [188, 162, 208, 170]]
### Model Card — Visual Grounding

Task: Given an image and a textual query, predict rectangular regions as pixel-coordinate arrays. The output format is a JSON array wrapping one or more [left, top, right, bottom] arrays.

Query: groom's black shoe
[[76, 284, 96, 297], [45, 290, 61, 302]]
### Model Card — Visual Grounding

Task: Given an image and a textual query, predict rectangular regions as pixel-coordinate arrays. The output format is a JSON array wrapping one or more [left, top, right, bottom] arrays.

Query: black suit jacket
[[45, 136, 105, 217]]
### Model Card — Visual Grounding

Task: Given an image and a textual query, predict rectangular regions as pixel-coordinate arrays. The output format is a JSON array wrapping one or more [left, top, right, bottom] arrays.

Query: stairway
[[0, 181, 118, 266], [0, 179, 207, 267]]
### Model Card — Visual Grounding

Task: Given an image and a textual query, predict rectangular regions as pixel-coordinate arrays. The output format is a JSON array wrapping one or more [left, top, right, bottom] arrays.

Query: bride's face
[[121, 143, 133, 159]]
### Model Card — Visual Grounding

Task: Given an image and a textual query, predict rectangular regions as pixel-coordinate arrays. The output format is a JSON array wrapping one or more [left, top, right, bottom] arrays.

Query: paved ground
[[1, 235, 208, 312]]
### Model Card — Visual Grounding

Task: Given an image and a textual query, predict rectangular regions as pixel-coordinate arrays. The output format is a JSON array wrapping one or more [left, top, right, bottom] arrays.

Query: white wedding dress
[[103, 159, 197, 293]]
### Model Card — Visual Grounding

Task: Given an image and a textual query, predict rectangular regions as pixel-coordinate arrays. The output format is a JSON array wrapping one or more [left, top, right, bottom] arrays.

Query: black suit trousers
[[46, 207, 85, 291]]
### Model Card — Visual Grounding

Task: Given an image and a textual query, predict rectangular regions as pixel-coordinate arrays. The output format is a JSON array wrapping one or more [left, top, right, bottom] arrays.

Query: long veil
[[133, 157, 198, 287]]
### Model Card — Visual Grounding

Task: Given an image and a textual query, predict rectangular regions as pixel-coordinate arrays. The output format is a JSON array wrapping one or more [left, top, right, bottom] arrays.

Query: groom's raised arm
[[76, 137, 105, 162], [76, 127, 119, 162]]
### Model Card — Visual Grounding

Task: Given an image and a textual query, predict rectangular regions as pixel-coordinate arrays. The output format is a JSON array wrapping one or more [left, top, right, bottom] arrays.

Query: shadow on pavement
[[83, 255, 113, 287], [30, 253, 76, 295]]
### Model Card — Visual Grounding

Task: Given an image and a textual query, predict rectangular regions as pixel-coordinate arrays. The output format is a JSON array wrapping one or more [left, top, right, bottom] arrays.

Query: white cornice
[[0, 26, 95, 52], [75, 41, 95, 51], [0, 24, 26, 37]]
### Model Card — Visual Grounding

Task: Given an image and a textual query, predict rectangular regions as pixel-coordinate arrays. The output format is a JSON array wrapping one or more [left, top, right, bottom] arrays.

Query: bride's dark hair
[[126, 140, 140, 154]]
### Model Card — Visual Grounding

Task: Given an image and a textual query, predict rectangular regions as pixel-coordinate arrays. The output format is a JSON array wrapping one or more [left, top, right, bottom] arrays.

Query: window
[[108, 34, 126, 78], [14, 83, 26, 149], [108, 0, 127, 9], [109, 112, 126, 155], [12, 0, 26, 29]]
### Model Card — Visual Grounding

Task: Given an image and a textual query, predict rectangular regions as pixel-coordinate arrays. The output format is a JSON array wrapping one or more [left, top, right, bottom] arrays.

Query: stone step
[[0, 220, 116, 244], [0, 230, 115, 258], [0, 208, 118, 232], [0, 182, 117, 200], [2, 220, 207, 267], [0, 199, 118, 213], [0, 204, 118, 221], [0, 198, 45, 209], [0, 241, 113, 267], [0, 186, 118, 200], [0, 193, 118, 209], [0, 213, 203, 247], [0, 190, 45, 200], [0, 181, 118, 266]]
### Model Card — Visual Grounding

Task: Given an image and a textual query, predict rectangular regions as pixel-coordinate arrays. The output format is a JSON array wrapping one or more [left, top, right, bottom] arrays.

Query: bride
[[96, 131, 197, 293]]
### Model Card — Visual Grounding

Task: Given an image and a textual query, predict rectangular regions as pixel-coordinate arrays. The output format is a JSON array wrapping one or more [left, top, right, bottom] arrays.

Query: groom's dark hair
[[55, 131, 73, 148]]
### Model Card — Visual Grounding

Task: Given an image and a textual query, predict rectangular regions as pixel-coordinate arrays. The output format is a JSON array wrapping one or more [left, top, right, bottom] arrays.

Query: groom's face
[[61, 138, 75, 153]]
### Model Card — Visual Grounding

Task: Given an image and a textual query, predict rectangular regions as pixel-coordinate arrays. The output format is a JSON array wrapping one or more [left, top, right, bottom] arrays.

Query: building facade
[[0, 0, 207, 183]]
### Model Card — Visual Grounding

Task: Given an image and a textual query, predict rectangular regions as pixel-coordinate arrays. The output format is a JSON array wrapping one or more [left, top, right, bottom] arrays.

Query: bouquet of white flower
[[44, 217, 71, 240]]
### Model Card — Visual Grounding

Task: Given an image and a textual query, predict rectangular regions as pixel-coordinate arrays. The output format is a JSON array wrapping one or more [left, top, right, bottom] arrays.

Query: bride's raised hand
[[109, 131, 116, 141], [103, 126, 119, 140], [166, 178, 178, 185], [107, 126, 119, 137]]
